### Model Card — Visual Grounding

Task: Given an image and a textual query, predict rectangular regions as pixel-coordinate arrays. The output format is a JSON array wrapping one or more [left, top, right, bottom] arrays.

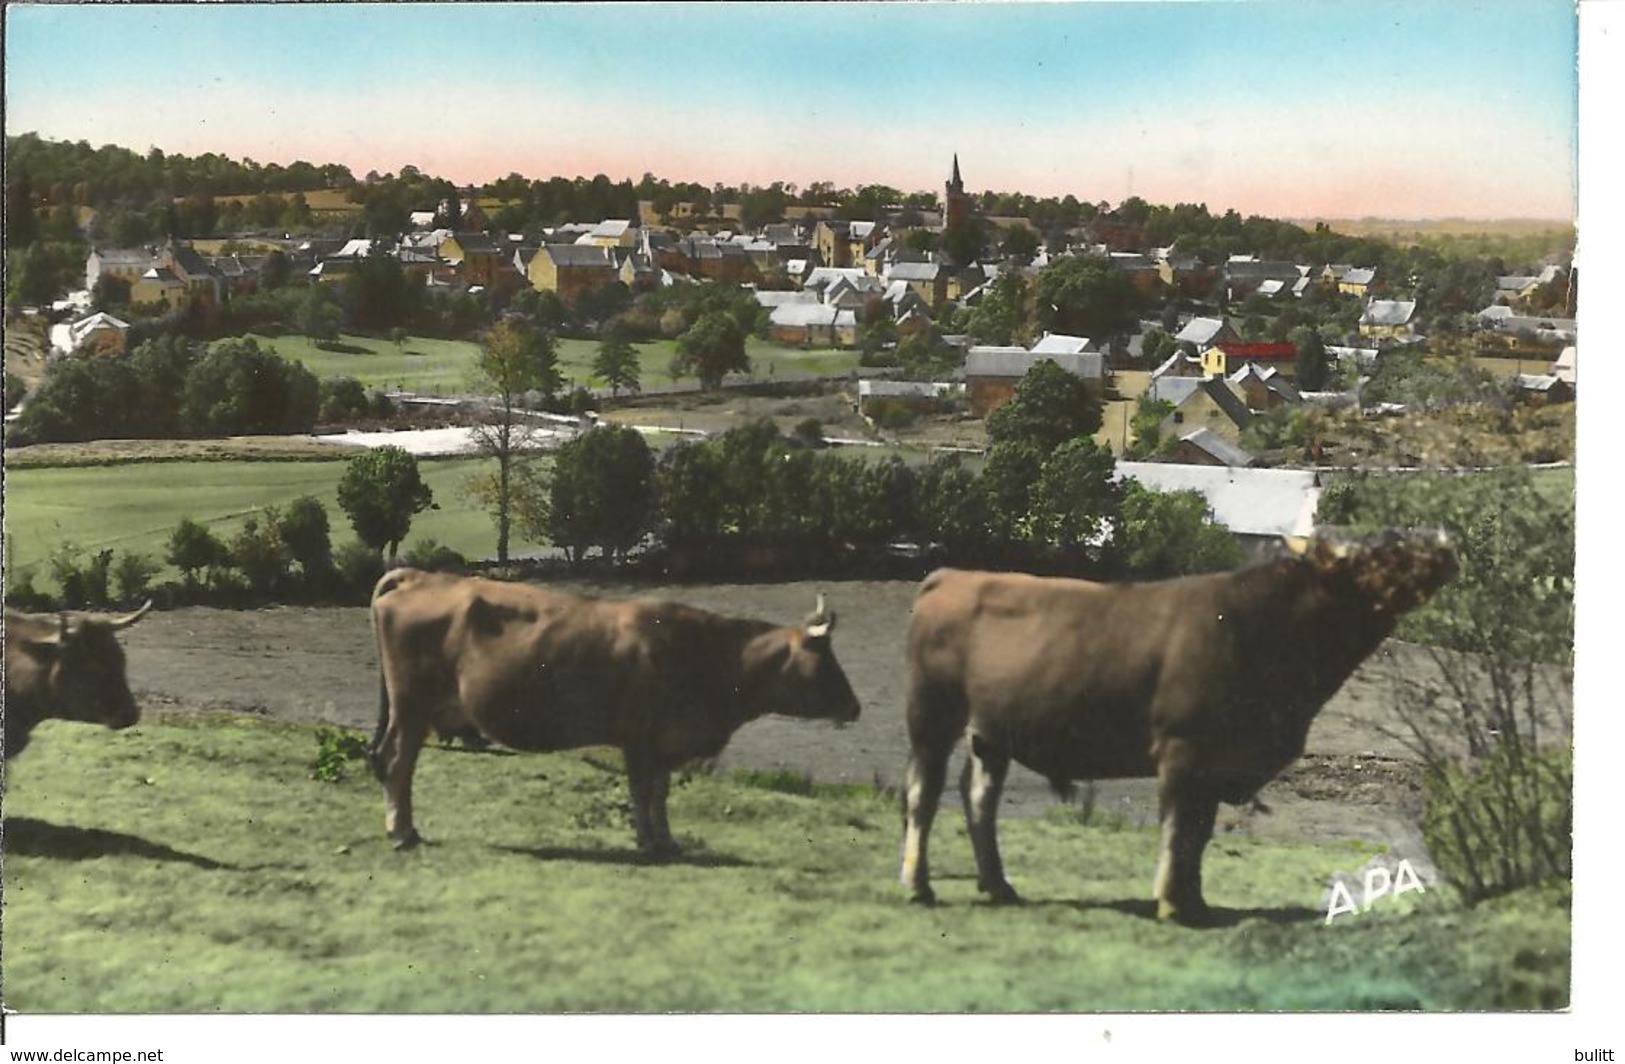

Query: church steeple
[[944, 154, 971, 231], [949, 153, 964, 194]]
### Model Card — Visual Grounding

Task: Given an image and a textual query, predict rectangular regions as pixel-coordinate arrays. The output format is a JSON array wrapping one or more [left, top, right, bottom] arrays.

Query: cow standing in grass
[[368, 568, 862, 853], [899, 531, 1457, 924], [4, 602, 152, 758]]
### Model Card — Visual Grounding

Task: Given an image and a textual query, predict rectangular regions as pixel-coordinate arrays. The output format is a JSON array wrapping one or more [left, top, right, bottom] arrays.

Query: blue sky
[[4, 1, 1580, 220]]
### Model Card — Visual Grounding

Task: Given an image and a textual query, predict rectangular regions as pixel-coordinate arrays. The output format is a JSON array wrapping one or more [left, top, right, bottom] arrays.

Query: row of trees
[[451, 361, 1241, 580], [10, 335, 325, 444]]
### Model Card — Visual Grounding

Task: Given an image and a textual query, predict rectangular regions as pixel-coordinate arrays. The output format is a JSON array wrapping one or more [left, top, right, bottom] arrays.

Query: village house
[[767, 302, 858, 347], [526, 244, 619, 306], [885, 260, 949, 311], [1511, 373, 1575, 406], [1223, 257, 1303, 302], [48, 311, 130, 358], [128, 265, 187, 310], [964, 348, 1105, 418], [1359, 299, 1418, 341], [576, 219, 639, 249], [1158, 377, 1252, 447], [1228, 361, 1302, 412], [85, 247, 157, 292]]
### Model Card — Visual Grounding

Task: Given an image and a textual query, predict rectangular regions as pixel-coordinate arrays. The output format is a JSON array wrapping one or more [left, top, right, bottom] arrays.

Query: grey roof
[[1114, 462, 1321, 538], [1361, 300, 1417, 326], [1171, 378, 1252, 430], [1030, 333, 1093, 355], [168, 245, 219, 278], [541, 245, 616, 268], [888, 261, 942, 282], [92, 248, 157, 267], [1148, 375, 1202, 406], [1175, 316, 1228, 345], [964, 349, 1103, 381], [770, 303, 842, 328], [1496, 275, 1540, 291], [1224, 259, 1303, 282], [754, 290, 819, 308], [449, 232, 500, 253], [1178, 428, 1257, 468], [1341, 267, 1377, 286], [859, 380, 955, 399]]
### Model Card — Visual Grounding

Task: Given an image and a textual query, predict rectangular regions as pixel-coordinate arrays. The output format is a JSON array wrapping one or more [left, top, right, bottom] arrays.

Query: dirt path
[[119, 579, 1481, 873]]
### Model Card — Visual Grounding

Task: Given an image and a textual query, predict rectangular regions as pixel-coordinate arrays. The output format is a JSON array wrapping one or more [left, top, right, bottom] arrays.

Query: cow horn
[[805, 594, 834, 639], [108, 600, 154, 631]]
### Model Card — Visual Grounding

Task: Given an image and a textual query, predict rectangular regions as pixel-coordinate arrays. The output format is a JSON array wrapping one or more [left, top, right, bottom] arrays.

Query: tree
[[337, 445, 435, 563], [944, 219, 986, 268], [1000, 224, 1041, 265], [1115, 483, 1242, 578], [985, 359, 1103, 452], [1033, 255, 1144, 340], [297, 285, 342, 343], [276, 495, 334, 583], [1291, 326, 1329, 391], [1029, 438, 1123, 555], [167, 517, 226, 590], [468, 318, 560, 563], [965, 270, 1029, 346], [672, 310, 749, 389], [180, 337, 320, 436], [592, 324, 642, 397], [546, 425, 656, 564]]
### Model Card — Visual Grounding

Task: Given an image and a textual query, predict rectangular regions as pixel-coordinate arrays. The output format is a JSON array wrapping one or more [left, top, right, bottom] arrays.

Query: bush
[[1422, 743, 1572, 903], [319, 376, 371, 422], [335, 540, 386, 594], [167, 517, 227, 589], [401, 539, 468, 572], [311, 727, 370, 783], [112, 551, 160, 604], [229, 511, 291, 596], [276, 496, 333, 583], [49, 544, 113, 609]]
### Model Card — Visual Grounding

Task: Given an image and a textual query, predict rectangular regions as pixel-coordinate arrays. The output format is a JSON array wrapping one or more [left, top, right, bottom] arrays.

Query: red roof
[[1216, 341, 1296, 361]]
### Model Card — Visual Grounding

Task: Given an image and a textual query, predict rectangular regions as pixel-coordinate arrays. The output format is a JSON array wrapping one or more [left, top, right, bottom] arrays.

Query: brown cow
[[899, 530, 1457, 924], [4, 602, 152, 758], [368, 568, 862, 852]]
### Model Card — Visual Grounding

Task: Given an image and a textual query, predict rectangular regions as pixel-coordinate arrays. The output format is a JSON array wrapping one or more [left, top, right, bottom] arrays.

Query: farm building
[[48, 311, 130, 358], [964, 348, 1105, 418], [1115, 461, 1321, 558], [856, 379, 959, 419]]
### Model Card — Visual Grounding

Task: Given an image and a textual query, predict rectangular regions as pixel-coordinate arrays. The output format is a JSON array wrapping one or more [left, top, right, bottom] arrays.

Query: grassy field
[[233, 332, 860, 396], [1, 715, 1570, 1012], [4, 456, 502, 580]]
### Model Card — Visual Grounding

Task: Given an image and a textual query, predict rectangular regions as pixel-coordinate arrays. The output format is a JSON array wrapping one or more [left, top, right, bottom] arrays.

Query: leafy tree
[[112, 551, 160, 604], [337, 445, 435, 563], [656, 441, 729, 550], [1291, 327, 1329, 391], [230, 510, 291, 595], [1115, 483, 1242, 578], [297, 285, 342, 343], [981, 440, 1046, 546], [944, 219, 987, 268], [673, 310, 749, 390], [319, 376, 371, 422], [1000, 224, 1041, 265], [546, 425, 656, 564], [346, 247, 421, 331], [180, 337, 320, 436], [167, 517, 227, 589], [276, 495, 334, 582], [468, 318, 560, 563], [1029, 438, 1123, 554], [1033, 255, 1144, 340], [917, 455, 994, 559], [965, 270, 1030, 346], [985, 359, 1103, 452], [592, 324, 642, 397]]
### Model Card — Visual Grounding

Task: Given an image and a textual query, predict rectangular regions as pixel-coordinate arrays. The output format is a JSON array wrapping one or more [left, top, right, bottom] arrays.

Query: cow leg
[[377, 714, 430, 849], [961, 734, 1018, 904], [899, 744, 951, 905], [1152, 750, 1219, 925], [626, 753, 678, 858]]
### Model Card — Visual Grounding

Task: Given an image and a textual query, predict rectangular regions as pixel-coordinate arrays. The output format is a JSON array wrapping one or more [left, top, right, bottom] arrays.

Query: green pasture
[[3, 456, 506, 579], [3, 715, 1569, 1012], [232, 332, 859, 396]]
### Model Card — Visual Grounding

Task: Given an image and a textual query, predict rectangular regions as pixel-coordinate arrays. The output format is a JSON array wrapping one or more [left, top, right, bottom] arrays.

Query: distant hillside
[[1292, 217, 1574, 239]]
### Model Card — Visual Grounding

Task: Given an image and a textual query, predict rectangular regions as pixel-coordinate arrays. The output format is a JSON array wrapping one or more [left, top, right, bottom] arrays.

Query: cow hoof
[[982, 882, 1021, 906], [1156, 899, 1212, 927], [391, 830, 424, 851]]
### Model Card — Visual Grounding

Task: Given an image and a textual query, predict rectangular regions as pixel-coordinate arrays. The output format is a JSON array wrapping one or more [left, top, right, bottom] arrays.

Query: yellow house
[[1198, 345, 1228, 378], [1359, 299, 1417, 340], [129, 266, 187, 311], [526, 244, 618, 306]]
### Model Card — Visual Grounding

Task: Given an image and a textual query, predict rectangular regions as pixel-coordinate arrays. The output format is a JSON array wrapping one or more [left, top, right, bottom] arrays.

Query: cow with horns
[[4, 602, 153, 758], [368, 569, 862, 853]]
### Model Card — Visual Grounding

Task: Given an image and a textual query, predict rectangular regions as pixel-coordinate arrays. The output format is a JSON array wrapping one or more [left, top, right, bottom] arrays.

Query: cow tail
[[367, 570, 406, 782]]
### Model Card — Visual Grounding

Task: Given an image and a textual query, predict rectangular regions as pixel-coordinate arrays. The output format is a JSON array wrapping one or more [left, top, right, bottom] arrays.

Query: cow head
[[43, 601, 151, 730], [745, 594, 863, 725], [1284, 529, 1457, 617]]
